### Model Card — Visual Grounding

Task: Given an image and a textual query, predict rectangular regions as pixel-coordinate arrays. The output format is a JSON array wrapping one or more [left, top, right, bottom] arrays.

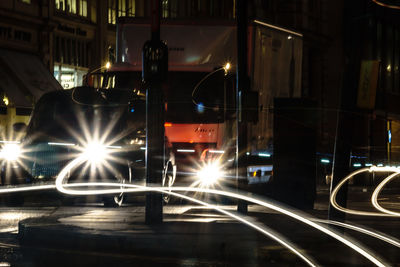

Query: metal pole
[[236, 0, 248, 214], [144, 0, 165, 224]]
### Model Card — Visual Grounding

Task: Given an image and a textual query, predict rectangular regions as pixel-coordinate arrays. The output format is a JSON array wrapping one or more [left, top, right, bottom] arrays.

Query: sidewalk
[[17, 196, 400, 266], [18, 205, 285, 265]]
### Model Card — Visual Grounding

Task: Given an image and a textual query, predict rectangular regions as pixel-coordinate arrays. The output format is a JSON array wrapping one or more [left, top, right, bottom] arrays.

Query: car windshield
[[25, 88, 145, 144]]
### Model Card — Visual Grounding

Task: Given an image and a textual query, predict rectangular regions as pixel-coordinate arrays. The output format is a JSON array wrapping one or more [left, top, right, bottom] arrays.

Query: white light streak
[[105, 145, 122, 149], [177, 149, 195, 153], [166, 190, 317, 266], [48, 142, 76, 147], [0, 141, 20, 144], [330, 167, 393, 217], [315, 219, 400, 249], [371, 170, 400, 216], [52, 157, 387, 267], [0, 157, 388, 266], [209, 150, 224, 154]]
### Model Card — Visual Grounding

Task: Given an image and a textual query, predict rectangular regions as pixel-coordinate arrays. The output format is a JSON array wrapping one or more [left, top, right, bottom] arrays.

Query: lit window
[[55, 0, 77, 14], [127, 0, 135, 16], [79, 0, 87, 17], [91, 0, 97, 22], [70, 0, 77, 14], [108, 0, 116, 24], [55, 0, 63, 10], [21, 0, 31, 4], [162, 0, 168, 18], [118, 0, 126, 17], [162, 0, 177, 18], [108, 0, 136, 24]]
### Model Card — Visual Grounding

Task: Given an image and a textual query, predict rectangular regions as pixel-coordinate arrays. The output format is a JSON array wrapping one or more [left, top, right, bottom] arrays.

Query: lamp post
[[143, 0, 168, 224]]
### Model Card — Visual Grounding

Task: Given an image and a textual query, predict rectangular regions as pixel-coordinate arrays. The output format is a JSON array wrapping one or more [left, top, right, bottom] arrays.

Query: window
[[91, 0, 97, 22], [79, 0, 87, 17], [118, 0, 126, 17], [70, 0, 77, 13], [108, 0, 136, 24], [162, 0, 177, 18], [127, 0, 135, 16], [54, 35, 90, 68], [55, 0, 77, 14], [108, 0, 117, 24], [56, 0, 93, 17], [21, 0, 31, 4]]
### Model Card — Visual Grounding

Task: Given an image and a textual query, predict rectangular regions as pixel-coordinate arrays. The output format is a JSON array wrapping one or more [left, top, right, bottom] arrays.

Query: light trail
[[330, 167, 396, 217], [314, 219, 400, 248], [0, 184, 56, 193], [3, 156, 318, 265], [159, 189, 318, 266], [52, 156, 388, 267], [371, 168, 400, 216]]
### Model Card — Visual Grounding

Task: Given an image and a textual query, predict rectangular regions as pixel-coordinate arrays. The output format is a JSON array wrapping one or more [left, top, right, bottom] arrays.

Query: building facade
[[2, 0, 399, 170]]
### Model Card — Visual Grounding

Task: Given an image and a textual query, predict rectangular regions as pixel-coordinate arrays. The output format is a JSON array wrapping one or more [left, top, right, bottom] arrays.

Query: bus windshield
[[165, 71, 228, 124], [106, 70, 234, 124]]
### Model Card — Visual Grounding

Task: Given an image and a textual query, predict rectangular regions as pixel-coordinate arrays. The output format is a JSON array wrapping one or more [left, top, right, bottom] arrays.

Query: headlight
[[82, 142, 109, 164], [197, 162, 224, 187], [1, 143, 21, 161]]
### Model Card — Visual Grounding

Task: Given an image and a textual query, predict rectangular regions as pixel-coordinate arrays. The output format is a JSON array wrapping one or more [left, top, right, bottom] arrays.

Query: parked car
[[0, 86, 176, 206]]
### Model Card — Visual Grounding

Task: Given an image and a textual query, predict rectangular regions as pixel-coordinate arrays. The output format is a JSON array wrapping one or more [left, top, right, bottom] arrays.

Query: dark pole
[[236, 0, 249, 214], [328, 2, 359, 223], [143, 0, 167, 224]]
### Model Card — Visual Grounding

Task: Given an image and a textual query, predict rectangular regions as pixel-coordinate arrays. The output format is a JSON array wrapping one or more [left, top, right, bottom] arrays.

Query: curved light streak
[[0, 184, 56, 193], [4, 155, 316, 265], [314, 219, 400, 249], [54, 157, 387, 267], [330, 167, 396, 217], [371, 168, 400, 216], [160, 189, 317, 266], [371, 0, 400, 10]]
